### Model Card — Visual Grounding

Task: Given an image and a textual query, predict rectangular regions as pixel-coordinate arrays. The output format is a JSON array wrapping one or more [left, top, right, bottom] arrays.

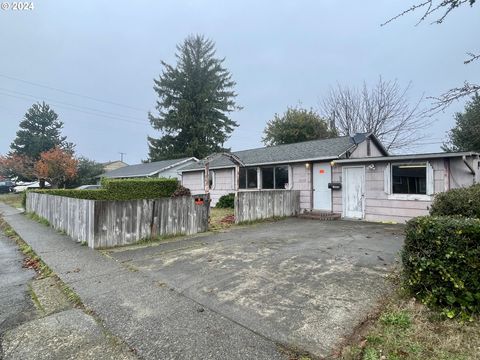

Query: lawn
[[209, 207, 235, 231], [340, 285, 480, 360], [0, 193, 23, 209]]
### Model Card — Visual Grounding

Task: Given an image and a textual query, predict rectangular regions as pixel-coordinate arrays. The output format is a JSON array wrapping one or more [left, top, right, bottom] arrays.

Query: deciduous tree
[[262, 107, 337, 146], [34, 147, 78, 188], [321, 77, 429, 151], [383, 1, 478, 110], [148, 34, 240, 160], [0, 154, 35, 181]]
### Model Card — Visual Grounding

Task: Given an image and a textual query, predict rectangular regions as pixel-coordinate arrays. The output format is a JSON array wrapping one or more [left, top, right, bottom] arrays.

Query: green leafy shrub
[[32, 178, 179, 200], [171, 185, 191, 198], [403, 216, 480, 318], [216, 193, 235, 208], [430, 183, 480, 218]]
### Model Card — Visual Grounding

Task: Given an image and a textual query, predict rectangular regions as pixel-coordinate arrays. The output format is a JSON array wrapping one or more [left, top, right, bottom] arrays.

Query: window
[[261, 167, 274, 189], [367, 139, 371, 156], [275, 166, 289, 189], [247, 168, 258, 188], [392, 163, 427, 194], [261, 165, 289, 189], [239, 167, 258, 189], [209, 170, 215, 190]]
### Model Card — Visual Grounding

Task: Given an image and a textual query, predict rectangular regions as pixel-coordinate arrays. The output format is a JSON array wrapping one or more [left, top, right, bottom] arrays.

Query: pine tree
[[10, 102, 73, 159], [443, 94, 480, 152], [147, 35, 240, 161]]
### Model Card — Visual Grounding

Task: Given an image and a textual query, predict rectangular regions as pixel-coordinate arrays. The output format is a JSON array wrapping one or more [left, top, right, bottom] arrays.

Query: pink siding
[[210, 169, 235, 206], [333, 159, 450, 223], [350, 140, 384, 158], [291, 164, 312, 210]]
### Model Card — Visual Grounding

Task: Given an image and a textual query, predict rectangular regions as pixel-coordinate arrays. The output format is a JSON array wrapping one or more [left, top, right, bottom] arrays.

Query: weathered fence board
[[235, 190, 300, 223], [26, 193, 208, 249]]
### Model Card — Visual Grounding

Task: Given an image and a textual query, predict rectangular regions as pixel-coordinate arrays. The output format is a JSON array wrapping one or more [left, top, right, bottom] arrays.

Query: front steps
[[298, 210, 341, 221]]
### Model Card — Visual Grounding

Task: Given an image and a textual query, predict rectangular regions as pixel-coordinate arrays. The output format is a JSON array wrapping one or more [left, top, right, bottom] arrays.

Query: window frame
[[387, 162, 432, 201]]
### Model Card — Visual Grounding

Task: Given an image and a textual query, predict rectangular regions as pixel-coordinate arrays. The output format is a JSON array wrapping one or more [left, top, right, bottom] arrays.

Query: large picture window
[[239, 167, 258, 189], [261, 165, 289, 189], [392, 163, 427, 194]]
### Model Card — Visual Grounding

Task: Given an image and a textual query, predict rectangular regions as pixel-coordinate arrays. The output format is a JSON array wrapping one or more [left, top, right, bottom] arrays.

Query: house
[[102, 157, 198, 180], [102, 160, 128, 173], [180, 134, 479, 223]]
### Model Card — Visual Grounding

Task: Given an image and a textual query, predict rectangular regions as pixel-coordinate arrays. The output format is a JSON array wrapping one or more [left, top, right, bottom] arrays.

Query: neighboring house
[[181, 134, 479, 223], [102, 160, 128, 173], [102, 157, 198, 180]]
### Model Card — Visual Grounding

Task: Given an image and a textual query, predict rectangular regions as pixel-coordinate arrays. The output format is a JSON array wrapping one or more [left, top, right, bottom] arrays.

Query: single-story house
[[180, 134, 479, 223], [102, 157, 198, 180], [102, 160, 128, 173]]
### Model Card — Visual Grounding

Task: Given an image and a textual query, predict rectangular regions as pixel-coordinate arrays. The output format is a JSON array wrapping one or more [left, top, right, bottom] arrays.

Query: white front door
[[313, 163, 332, 211], [343, 166, 365, 219]]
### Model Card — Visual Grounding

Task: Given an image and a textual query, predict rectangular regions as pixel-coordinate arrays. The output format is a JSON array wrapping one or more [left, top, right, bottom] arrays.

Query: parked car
[[13, 181, 51, 193], [75, 185, 101, 190], [0, 180, 15, 193]]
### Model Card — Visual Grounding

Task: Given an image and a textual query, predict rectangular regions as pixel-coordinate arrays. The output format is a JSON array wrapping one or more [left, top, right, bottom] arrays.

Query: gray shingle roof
[[182, 136, 358, 171], [102, 157, 196, 178]]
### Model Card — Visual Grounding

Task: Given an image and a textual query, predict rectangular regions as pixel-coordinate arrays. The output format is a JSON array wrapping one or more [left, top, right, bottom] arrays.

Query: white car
[[13, 181, 51, 193]]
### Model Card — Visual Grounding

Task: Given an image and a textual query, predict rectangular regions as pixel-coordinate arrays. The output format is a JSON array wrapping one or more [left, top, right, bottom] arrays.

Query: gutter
[[181, 155, 341, 172]]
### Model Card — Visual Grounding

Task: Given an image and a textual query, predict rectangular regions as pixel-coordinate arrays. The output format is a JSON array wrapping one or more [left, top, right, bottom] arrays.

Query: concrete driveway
[[108, 218, 404, 358]]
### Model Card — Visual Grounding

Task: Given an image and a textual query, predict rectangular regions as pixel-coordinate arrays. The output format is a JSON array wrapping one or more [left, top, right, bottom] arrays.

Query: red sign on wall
[[319, 169, 325, 174]]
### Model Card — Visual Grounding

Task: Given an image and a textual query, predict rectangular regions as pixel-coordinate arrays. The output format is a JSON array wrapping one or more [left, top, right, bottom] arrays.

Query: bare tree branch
[[427, 82, 480, 113], [382, 0, 476, 26], [321, 77, 432, 152], [464, 52, 480, 64]]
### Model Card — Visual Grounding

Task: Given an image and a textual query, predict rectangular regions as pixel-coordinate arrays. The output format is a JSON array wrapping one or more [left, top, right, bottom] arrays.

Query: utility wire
[[0, 73, 148, 113], [0, 91, 150, 126], [0, 87, 149, 124]]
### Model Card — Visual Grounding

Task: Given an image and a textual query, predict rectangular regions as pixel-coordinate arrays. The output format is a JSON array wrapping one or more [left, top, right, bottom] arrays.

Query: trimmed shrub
[[171, 185, 191, 198], [430, 183, 480, 218], [403, 216, 480, 318], [216, 193, 235, 208], [32, 178, 179, 200]]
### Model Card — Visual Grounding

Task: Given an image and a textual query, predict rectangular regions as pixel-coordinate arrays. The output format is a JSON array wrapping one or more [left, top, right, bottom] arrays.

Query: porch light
[[330, 161, 335, 167], [305, 163, 311, 169]]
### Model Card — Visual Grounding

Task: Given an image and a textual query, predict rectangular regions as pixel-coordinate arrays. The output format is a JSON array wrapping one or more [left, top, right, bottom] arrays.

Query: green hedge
[[430, 183, 480, 218], [32, 178, 179, 200], [403, 216, 480, 318], [216, 193, 235, 208]]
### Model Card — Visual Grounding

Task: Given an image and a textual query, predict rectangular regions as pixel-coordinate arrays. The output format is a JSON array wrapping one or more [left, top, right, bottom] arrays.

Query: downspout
[[463, 155, 476, 177]]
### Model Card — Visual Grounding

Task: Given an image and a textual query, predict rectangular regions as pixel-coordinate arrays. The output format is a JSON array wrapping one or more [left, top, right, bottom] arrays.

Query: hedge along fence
[[403, 216, 480, 319], [26, 192, 209, 249], [31, 177, 179, 201]]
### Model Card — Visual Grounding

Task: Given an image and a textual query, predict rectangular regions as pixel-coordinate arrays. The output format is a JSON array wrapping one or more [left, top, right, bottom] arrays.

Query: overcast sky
[[0, 1, 477, 164]]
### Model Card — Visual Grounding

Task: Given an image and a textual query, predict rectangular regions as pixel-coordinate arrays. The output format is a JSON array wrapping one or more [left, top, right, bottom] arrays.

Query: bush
[[171, 185, 191, 198], [430, 183, 480, 218], [403, 216, 480, 318], [216, 193, 235, 208], [32, 178, 179, 201]]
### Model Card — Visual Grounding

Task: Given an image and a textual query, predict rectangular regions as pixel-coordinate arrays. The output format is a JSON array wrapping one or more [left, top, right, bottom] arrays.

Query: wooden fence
[[26, 193, 209, 249], [235, 190, 300, 223]]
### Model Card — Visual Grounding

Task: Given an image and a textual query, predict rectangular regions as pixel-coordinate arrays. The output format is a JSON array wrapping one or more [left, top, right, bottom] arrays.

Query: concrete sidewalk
[[0, 203, 287, 360]]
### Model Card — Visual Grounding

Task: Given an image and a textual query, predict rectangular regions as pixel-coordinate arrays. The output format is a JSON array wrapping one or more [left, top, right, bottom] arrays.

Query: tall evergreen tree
[[442, 94, 480, 152], [147, 35, 240, 161], [10, 102, 73, 159]]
